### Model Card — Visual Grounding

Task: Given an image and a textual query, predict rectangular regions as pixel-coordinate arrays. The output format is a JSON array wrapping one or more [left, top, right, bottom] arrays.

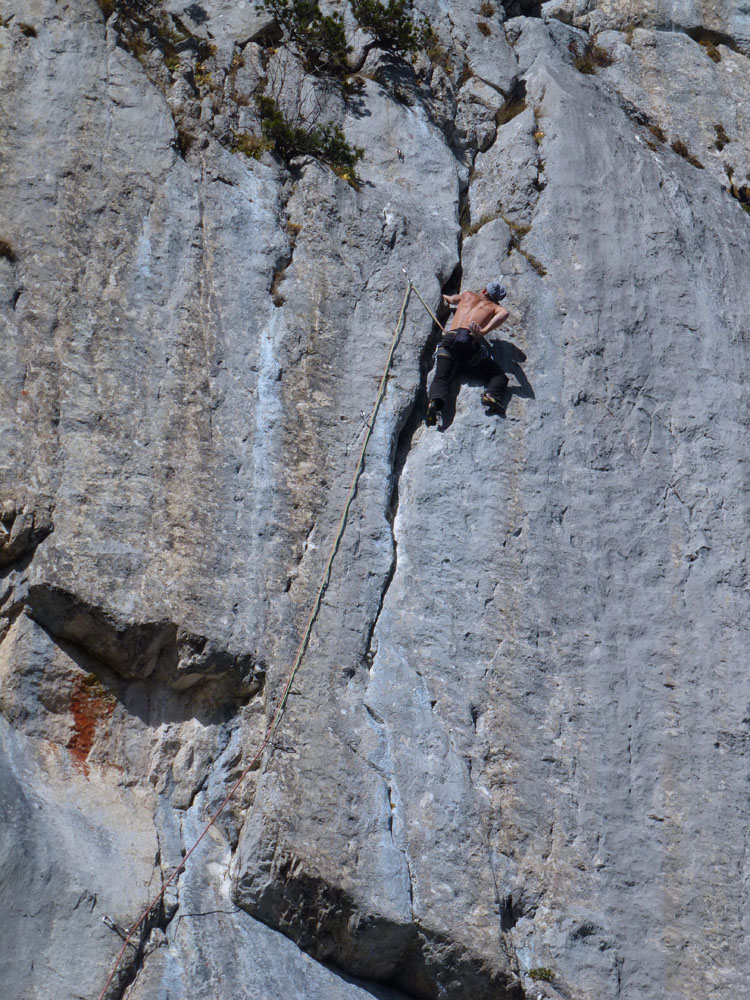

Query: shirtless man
[[426, 281, 510, 425]]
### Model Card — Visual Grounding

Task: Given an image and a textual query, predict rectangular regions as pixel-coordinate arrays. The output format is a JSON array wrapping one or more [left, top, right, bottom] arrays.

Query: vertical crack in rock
[[103, 871, 174, 1000], [106, 903, 173, 1000], [362, 255, 463, 673], [111, 809, 198, 1000], [285, 519, 316, 594], [269, 203, 299, 310], [361, 157, 471, 665], [347, 710, 418, 921], [356, 76, 533, 989], [382, 770, 417, 920]]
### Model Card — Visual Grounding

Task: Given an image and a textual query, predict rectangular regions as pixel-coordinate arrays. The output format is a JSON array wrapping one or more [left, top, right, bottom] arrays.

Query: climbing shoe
[[425, 399, 441, 426], [481, 391, 506, 416]]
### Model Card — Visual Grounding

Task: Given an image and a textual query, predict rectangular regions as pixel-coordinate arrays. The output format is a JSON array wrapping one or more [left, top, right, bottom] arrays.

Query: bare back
[[451, 291, 506, 336]]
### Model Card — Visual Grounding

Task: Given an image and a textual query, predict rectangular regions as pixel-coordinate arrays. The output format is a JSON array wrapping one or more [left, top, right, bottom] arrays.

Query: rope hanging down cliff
[[96, 279, 414, 1000]]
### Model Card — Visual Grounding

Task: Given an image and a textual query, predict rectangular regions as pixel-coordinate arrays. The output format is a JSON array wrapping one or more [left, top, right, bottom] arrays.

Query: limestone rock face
[[2, 2, 750, 1000], [543, 0, 750, 55]]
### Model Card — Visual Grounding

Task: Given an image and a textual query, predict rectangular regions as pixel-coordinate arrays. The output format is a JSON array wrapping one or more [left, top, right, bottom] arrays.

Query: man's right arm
[[442, 293, 462, 306], [484, 305, 509, 334]]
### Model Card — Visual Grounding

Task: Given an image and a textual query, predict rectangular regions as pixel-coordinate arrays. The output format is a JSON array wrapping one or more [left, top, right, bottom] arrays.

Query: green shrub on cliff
[[254, 95, 363, 177], [350, 0, 430, 55], [257, 0, 351, 74]]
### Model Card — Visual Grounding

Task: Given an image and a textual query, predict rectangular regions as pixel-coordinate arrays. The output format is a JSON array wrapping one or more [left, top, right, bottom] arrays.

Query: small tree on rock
[[257, 0, 352, 75], [350, 0, 430, 55], [255, 94, 363, 173]]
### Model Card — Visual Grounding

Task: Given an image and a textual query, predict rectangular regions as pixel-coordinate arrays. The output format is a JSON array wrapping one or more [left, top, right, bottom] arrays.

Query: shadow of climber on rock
[[488, 338, 534, 403]]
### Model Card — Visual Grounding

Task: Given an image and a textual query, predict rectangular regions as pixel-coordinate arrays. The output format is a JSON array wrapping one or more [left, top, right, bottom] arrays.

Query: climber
[[425, 281, 510, 425]]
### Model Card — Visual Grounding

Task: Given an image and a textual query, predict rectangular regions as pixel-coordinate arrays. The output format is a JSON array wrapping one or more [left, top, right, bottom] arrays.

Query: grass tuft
[[462, 212, 498, 237], [496, 97, 525, 126], [496, 79, 527, 127], [686, 26, 735, 61], [671, 138, 704, 169], [519, 247, 547, 276], [529, 968, 555, 982], [714, 123, 730, 151], [726, 165, 750, 214], [423, 29, 453, 74], [232, 131, 273, 159], [700, 37, 722, 61], [569, 38, 613, 74], [271, 266, 287, 306], [648, 123, 667, 143], [0, 239, 17, 262]]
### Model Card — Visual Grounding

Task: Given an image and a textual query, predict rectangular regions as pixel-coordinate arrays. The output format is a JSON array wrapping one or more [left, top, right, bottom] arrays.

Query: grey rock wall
[[2, 2, 750, 999], [543, 0, 750, 55]]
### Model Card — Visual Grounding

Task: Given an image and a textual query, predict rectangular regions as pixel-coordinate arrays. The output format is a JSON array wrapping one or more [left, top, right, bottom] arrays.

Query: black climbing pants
[[428, 329, 509, 405]]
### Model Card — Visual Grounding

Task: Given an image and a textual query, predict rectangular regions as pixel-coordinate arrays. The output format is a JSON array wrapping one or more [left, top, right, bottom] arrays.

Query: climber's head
[[484, 281, 507, 303]]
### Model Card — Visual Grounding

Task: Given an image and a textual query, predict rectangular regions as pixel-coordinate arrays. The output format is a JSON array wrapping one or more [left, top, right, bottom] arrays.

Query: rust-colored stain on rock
[[66, 674, 115, 774]]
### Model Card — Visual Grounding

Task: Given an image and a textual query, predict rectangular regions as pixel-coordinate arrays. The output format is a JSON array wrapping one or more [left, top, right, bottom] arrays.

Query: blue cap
[[486, 281, 506, 302]]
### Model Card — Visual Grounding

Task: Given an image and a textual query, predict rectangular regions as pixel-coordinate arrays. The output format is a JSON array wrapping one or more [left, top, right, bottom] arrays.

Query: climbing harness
[[96, 277, 415, 1000]]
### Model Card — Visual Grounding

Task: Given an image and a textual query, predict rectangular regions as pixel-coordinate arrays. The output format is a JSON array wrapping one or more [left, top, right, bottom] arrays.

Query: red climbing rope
[[95, 279, 413, 1000]]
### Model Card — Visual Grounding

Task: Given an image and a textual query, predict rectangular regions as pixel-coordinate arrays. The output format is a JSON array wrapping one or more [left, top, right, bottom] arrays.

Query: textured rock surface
[[2, 1, 750, 999], [544, 0, 750, 55]]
